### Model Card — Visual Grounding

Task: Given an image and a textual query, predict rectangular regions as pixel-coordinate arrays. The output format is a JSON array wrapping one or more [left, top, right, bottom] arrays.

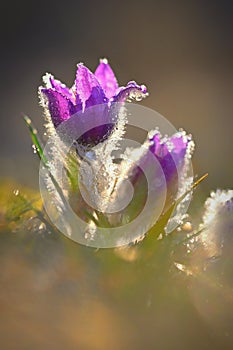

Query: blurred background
[[1, 0, 233, 192], [1, 1, 233, 349]]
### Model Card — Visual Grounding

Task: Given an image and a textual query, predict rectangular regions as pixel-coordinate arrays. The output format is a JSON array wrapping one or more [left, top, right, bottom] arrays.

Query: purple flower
[[120, 129, 194, 223], [128, 130, 193, 193], [39, 58, 148, 145]]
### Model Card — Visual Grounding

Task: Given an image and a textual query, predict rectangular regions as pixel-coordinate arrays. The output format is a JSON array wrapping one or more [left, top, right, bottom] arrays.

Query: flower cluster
[[38, 58, 195, 241]]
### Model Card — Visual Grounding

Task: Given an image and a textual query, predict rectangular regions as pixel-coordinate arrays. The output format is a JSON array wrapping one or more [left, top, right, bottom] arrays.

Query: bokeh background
[[1, 0, 233, 192], [1, 1, 233, 350]]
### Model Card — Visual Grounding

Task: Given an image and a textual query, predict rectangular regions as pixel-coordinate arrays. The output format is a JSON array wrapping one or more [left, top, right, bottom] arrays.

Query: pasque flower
[[149, 129, 194, 207], [36, 57, 196, 245], [39, 59, 147, 145], [118, 129, 194, 222], [129, 129, 194, 188], [199, 189, 233, 257]]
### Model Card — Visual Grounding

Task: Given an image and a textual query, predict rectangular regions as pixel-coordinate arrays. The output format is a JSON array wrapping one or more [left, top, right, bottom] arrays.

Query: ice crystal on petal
[[36, 58, 199, 244], [165, 131, 195, 233], [115, 128, 195, 233], [198, 189, 233, 257], [39, 59, 148, 145], [77, 105, 128, 214]]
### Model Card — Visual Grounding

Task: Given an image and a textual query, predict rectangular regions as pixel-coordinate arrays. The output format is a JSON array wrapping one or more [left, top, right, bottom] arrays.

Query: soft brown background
[[1, 2, 233, 349], [1, 0, 233, 192]]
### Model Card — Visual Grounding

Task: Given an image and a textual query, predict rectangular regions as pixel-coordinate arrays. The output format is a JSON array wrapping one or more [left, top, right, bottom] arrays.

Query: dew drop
[[39, 222, 46, 231], [182, 221, 192, 232], [32, 144, 37, 154]]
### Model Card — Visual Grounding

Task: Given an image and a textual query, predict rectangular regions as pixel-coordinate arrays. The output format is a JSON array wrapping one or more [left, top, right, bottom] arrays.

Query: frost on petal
[[169, 131, 195, 205], [42, 73, 76, 104], [76, 131, 120, 216], [149, 131, 192, 179], [94, 58, 118, 99], [119, 130, 181, 207], [75, 64, 107, 110], [113, 81, 148, 103], [120, 129, 194, 233], [169, 134, 189, 168], [164, 131, 195, 233], [149, 131, 178, 186], [199, 189, 233, 257], [40, 88, 76, 128], [48, 75, 75, 103], [111, 138, 167, 227]]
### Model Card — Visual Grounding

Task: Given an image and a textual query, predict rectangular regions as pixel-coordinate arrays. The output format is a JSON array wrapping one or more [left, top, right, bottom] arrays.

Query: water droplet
[[39, 222, 46, 231], [182, 221, 192, 231], [32, 144, 37, 154]]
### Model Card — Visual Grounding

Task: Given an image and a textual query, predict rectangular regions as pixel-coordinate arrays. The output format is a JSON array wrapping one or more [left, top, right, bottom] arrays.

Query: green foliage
[[24, 116, 48, 165], [6, 192, 39, 222], [22, 115, 208, 252]]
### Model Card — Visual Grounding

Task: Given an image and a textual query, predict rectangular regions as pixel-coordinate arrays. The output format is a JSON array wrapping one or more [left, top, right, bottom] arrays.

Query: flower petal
[[169, 133, 190, 169], [151, 133, 176, 177], [113, 81, 148, 103], [94, 58, 118, 99], [75, 104, 115, 147], [40, 88, 77, 128], [42, 73, 74, 102], [49, 76, 75, 102], [125, 131, 189, 211], [75, 64, 107, 110]]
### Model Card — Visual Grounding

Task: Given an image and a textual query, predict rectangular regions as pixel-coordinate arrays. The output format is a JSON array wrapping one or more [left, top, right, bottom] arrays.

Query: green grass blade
[[142, 173, 208, 246], [24, 115, 48, 165]]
